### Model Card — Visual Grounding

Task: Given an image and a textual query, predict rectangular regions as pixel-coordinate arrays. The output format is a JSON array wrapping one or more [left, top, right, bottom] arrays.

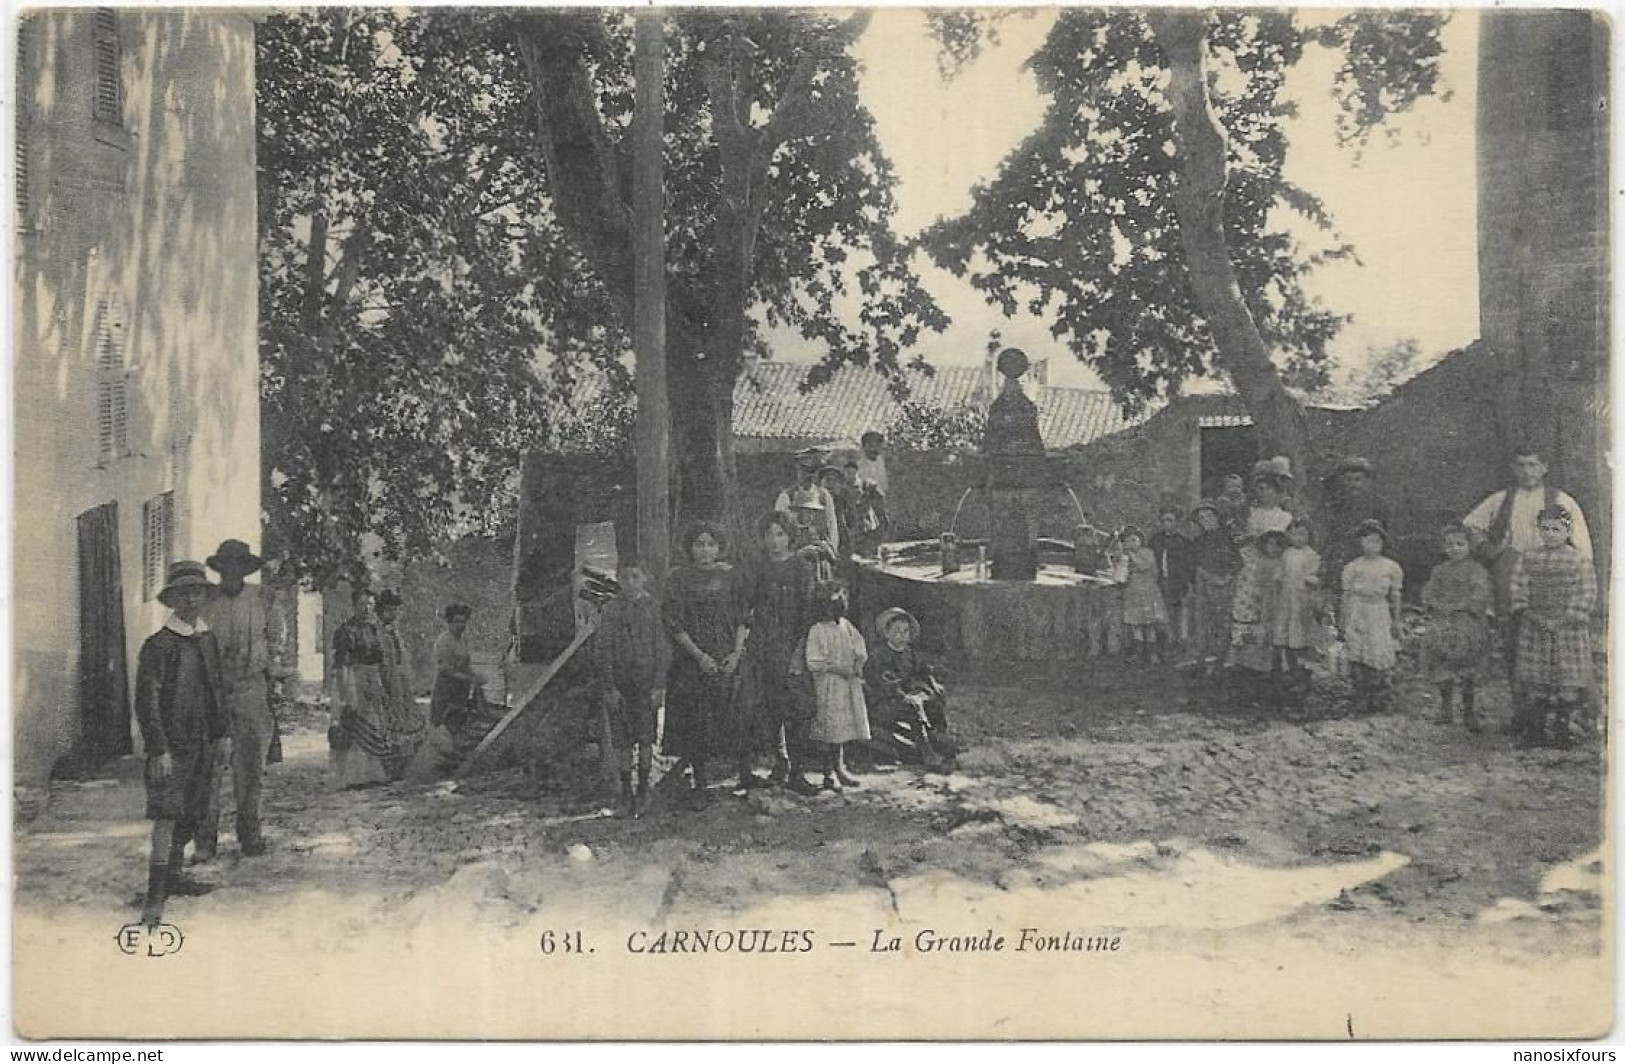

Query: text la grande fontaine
[[875, 928, 1123, 953]]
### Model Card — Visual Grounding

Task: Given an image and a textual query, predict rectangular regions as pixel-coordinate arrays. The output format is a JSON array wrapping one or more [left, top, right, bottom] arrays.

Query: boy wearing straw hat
[[134, 561, 231, 926]]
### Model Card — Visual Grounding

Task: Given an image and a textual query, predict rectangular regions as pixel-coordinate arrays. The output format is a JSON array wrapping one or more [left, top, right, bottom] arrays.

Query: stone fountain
[[854, 348, 1121, 662], [981, 347, 1048, 580]]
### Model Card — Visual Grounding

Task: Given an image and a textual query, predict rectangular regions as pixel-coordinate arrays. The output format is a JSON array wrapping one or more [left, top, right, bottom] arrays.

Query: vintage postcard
[[10, 2, 1613, 1041]]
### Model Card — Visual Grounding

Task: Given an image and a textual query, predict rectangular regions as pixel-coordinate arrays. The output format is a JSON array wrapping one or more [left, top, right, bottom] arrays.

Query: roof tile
[[732, 360, 1146, 449]]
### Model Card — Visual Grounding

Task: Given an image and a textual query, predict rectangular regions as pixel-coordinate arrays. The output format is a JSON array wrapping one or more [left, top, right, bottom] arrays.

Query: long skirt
[[662, 658, 740, 762], [336, 664, 426, 784], [1516, 616, 1592, 696]]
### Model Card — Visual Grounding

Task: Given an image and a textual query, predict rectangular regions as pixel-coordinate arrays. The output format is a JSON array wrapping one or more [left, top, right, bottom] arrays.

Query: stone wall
[[14, 11, 261, 784]]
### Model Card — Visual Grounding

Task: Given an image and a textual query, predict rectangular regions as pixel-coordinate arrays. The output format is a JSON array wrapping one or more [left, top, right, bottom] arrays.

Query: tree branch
[[517, 13, 636, 314], [1146, 9, 1317, 479]]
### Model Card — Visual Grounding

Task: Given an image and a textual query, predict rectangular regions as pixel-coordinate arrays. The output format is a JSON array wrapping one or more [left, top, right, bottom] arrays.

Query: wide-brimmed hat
[[206, 538, 263, 574], [1326, 456, 1375, 481], [1352, 518, 1389, 545], [875, 606, 921, 641], [376, 589, 404, 610], [157, 560, 215, 608], [1191, 498, 1221, 521], [1251, 456, 1294, 481]]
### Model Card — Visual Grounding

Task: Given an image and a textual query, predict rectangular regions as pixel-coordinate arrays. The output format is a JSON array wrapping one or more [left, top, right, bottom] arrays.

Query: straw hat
[[875, 606, 921, 642], [157, 560, 215, 608]]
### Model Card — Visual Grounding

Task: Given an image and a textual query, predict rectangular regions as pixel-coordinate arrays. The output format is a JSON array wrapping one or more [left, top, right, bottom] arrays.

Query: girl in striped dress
[[1508, 507, 1597, 747]]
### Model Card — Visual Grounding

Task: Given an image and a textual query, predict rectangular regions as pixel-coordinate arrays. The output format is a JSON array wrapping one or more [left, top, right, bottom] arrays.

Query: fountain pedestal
[[981, 349, 1049, 581], [854, 554, 1118, 661]]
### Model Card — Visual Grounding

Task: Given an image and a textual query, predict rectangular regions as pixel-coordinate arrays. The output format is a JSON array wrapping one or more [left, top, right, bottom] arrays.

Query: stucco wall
[[13, 11, 260, 784]]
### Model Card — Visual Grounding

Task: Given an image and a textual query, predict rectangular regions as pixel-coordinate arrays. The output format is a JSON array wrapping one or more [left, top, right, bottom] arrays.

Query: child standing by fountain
[[1339, 519, 1405, 713], [1506, 507, 1596, 746], [1116, 525, 1168, 663], [1190, 499, 1242, 676], [1419, 522, 1492, 732], [1149, 507, 1196, 650], [805, 583, 870, 791], [1270, 517, 1323, 709]]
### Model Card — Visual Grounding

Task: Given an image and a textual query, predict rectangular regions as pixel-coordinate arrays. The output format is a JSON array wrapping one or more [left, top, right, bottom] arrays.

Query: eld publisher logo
[[116, 923, 184, 957]]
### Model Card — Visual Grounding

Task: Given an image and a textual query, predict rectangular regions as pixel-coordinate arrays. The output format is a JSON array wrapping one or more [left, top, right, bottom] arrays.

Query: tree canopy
[[920, 10, 1448, 475], [260, 9, 945, 585]]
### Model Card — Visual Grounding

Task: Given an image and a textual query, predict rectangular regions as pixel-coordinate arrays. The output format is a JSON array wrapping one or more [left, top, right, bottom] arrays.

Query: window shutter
[[92, 8, 121, 125], [14, 23, 27, 227], [93, 298, 129, 463], [141, 492, 174, 602]]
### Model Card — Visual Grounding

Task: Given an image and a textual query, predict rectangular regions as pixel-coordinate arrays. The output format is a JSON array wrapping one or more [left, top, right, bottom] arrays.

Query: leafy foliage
[[258, 11, 592, 586], [260, 9, 945, 584], [1309, 337, 1433, 407], [887, 398, 988, 453], [920, 11, 1448, 411]]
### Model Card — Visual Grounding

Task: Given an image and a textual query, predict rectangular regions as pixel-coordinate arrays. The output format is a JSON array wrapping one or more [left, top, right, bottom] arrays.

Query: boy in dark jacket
[[594, 561, 670, 815], [134, 561, 231, 926], [1148, 507, 1197, 649]]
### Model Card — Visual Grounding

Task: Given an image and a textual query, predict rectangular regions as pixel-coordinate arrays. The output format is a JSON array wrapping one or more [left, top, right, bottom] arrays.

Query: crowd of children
[[592, 506, 954, 817], [1068, 452, 1598, 740]]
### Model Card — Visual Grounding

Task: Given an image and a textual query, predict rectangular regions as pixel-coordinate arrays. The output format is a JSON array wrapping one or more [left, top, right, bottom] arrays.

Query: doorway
[[1198, 424, 1259, 498], [70, 502, 132, 773]]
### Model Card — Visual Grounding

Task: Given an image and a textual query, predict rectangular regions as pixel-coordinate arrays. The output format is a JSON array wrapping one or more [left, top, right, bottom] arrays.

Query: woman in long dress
[[330, 588, 425, 787], [662, 521, 748, 805], [745, 511, 821, 797]]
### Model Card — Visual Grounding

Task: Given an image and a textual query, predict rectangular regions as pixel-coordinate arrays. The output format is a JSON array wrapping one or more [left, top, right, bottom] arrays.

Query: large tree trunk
[[1148, 10, 1320, 489]]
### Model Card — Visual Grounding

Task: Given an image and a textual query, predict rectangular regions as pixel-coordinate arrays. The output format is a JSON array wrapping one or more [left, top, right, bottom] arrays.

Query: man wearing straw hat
[[775, 447, 841, 555], [196, 539, 288, 859], [134, 561, 231, 926]]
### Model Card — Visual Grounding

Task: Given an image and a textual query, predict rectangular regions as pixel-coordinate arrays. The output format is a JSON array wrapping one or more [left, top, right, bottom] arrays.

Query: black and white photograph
[[8, 2, 1614, 1041]]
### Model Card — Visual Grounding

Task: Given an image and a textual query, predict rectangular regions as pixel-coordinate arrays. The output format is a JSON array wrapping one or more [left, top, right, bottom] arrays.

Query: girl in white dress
[[805, 584, 870, 792], [1339, 519, 1404, 713]]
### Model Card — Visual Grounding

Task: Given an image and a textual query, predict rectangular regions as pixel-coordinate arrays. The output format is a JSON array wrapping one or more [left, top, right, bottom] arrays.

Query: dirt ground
[[12, 657, 1611, 1039]]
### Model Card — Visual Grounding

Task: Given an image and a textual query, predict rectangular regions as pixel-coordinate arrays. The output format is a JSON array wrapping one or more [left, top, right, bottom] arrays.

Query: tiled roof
[[731, 360, 1147, 450]]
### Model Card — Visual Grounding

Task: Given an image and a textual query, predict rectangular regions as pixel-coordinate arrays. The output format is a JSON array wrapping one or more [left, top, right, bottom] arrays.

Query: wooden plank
[[453, 618, 597, 779]]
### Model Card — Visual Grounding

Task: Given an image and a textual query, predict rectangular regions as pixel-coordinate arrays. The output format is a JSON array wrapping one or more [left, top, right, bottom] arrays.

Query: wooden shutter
[[92, 8, 121, 125], [141, 493, 174, 602], [94, 298, 128, 463], [15, 19, 30, 226]]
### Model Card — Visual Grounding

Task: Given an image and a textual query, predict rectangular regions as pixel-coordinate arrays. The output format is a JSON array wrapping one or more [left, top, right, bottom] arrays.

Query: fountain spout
[[947, 485, 975, 538], [1063, 483, 1088, 527]]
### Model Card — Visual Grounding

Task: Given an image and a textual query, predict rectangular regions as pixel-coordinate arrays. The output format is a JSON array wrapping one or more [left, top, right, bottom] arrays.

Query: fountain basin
[[854, 553, 1121, 662]]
